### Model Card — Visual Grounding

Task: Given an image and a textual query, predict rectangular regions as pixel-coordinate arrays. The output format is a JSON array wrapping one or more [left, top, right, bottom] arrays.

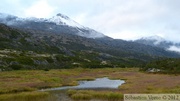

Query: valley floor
[[0, 68, 179, 101]]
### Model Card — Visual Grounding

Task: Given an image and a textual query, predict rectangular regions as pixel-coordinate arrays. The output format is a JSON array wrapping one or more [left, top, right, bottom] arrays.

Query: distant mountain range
[[134, 35, 180, 53], [0, 13, 180, 70]]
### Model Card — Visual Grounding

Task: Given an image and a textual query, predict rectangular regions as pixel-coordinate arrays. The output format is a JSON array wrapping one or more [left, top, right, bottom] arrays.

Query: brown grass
[[0, 68, 179, 100], [113, 72, 180, 93]]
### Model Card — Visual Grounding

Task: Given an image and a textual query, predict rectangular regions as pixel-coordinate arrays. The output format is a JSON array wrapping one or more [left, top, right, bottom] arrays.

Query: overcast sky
[[0, 0, 180, 42]]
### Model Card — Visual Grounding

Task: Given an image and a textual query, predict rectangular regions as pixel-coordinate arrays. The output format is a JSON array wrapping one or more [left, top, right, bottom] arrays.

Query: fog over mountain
[[134, 36, 180, 53], [1, 0, 180, 42]]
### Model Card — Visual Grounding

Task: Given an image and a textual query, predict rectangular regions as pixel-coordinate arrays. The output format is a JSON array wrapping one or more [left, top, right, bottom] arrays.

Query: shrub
[[43, 68, 50, 71], [16, 57, 34, 65], [9, 64, 23, 70], [142, 58, 180, 74], [45, 57, 54, 63]]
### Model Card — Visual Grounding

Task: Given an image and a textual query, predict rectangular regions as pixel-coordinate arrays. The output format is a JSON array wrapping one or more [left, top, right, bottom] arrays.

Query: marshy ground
[[0, 68, 179, 101]]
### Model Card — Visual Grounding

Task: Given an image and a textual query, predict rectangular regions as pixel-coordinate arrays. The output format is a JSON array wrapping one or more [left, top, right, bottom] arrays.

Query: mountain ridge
[[0, 13, 106, 39], [134, 35, 180, 53]]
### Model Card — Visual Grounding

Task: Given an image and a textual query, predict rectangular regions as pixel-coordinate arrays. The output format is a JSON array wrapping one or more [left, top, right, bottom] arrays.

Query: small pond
[[40, 77, 125, 101], [41, 77, 125, 91]]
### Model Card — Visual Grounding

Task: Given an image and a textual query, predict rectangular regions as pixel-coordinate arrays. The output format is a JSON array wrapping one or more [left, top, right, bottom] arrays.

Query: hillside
[[0, 24, 145, 70]]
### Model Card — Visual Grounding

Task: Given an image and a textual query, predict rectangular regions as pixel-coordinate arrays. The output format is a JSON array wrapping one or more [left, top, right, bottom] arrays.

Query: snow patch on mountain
[[76, 28, 105, 38], [23, 17, 46, 22], [48, 13, 85, 29]]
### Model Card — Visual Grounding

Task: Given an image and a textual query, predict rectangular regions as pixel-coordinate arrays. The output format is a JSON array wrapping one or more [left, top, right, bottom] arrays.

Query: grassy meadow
[[0, 68, 179, 101]]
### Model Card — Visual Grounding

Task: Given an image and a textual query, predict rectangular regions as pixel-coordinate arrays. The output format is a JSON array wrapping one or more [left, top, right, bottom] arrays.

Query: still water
[[41, 77, 125, 101], [41, 77, 125, 91]]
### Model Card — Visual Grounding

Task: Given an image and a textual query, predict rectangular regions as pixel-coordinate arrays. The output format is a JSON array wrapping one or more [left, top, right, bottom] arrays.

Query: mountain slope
[[0, 24, 149, 70], [0, 23, 179, 58], [0, 13, 179, 58], [0, 13, 106, 39]]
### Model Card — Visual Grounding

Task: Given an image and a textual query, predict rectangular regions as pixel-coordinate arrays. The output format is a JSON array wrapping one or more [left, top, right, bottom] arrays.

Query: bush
[[43, 68, 50, 71], [45, 57, 54, 63], [9, 65, 23, 70], [142, 58, 180, 74], [16, 56, 34, 65]]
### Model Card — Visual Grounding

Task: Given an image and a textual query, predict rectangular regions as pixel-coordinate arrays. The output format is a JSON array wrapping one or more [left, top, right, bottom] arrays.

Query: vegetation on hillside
[[141, 58, 180, 74], [0, 49, 145, 71], [1, 24, 180, 71]]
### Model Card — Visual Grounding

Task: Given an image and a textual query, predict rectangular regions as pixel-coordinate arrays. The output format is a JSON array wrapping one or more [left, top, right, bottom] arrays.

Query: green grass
[[165, 86, 180, 93], [67, 89, 123, 101], [0, 91, 51, 101]]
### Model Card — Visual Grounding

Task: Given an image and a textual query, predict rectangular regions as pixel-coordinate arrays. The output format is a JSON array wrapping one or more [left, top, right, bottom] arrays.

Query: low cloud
[[24, 0, 55, 18], [1, 0, 180, 42], [168, 46, 180, 53]]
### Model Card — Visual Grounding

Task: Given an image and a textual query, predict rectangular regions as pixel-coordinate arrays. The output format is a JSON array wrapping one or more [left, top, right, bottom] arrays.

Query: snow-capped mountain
[[0, 13, 83, 28], [134, 35, 180, 53], [1, 13, 180, 64], [0, 13, 106, 39], [48, 13, 85, 29]]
